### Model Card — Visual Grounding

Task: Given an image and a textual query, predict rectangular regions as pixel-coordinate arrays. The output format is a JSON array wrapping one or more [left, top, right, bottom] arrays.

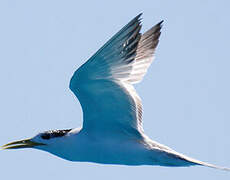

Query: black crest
[[41, 129, 72, 140]]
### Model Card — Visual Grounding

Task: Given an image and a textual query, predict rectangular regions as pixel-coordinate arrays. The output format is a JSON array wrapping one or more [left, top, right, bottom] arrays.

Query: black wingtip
[[136, 13, 143, 19], [158, 20, 164, 26], [133, 13, 143, 22]]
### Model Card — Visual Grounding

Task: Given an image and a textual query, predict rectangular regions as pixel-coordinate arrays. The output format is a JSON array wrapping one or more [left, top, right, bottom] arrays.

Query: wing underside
[[70, 14, 163, 135]]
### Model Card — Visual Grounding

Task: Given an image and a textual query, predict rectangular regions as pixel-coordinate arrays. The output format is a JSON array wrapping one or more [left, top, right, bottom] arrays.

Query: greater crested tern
[[2, 13, 229, 171]]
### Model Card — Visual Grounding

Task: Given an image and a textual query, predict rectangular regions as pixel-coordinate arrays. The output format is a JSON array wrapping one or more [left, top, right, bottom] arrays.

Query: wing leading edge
[[70, 14, 163, 135]]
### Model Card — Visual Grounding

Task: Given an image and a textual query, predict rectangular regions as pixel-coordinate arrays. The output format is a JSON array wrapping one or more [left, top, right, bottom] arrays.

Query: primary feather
[[69, 14, 163, 135], [3, 14, 229, 171]]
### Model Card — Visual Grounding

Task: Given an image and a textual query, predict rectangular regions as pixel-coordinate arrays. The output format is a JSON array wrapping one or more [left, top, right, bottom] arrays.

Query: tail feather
[[184, 155, 230, 171], [172, 150, 230, 171]]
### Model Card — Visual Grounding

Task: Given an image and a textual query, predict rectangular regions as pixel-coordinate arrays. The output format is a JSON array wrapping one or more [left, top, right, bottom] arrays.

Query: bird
[[2, 13, 229, 171]]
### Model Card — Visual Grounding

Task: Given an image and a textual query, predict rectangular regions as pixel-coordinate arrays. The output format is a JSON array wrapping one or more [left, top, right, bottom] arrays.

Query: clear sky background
[[0, 0, 230, 179]]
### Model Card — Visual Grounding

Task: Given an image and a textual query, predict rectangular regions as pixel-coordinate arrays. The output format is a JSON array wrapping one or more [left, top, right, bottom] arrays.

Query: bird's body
[[36, 127, 195, 167], [2, 13, 229, 171]]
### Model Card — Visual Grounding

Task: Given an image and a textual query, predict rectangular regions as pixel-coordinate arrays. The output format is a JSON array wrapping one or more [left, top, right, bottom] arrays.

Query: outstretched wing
[[70, 14, 163, 135]]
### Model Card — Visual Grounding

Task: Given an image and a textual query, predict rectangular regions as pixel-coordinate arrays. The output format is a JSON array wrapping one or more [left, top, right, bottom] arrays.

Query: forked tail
[[170, 150, 230, 171], [185, 155, 230, 171]]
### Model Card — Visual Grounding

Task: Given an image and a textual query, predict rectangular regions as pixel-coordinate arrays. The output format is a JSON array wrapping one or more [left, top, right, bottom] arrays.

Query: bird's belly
[[87, 141, 148, 165], [46, 134, 196, 167], [57, 137, 150, 165]]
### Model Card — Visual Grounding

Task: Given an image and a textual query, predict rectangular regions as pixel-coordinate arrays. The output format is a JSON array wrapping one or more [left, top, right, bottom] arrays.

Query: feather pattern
[[69, 14, 162, 135]]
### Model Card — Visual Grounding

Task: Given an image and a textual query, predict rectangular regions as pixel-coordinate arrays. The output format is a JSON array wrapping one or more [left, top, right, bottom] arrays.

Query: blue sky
[[0, 0, 230, 179]]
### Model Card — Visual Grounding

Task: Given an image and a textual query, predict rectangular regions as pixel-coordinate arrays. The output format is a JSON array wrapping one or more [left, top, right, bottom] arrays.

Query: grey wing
[[69, 14, 163, 135]]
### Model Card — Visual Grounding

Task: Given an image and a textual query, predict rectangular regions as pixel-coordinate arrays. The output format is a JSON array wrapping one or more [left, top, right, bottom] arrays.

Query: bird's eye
[[41, 133, 50, 140]]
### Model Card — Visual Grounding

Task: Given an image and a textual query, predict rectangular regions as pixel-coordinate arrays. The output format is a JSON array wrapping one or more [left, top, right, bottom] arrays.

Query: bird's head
[[1, 129, 72, 150]]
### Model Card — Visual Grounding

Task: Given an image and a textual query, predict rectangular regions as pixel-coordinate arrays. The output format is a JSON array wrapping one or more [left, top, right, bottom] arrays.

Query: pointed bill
[[1, 139, 45, 150]]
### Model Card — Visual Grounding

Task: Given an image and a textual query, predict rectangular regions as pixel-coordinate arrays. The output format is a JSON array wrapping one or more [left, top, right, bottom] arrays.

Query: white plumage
[[2, 14, 229, 171]]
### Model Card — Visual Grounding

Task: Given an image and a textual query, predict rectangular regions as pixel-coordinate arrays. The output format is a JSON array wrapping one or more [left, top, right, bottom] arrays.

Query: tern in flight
[[2, 14, 229, 171]]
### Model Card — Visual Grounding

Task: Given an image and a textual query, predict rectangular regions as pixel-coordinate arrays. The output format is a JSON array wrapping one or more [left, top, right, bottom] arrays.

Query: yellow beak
[[1, 139, 45, 150]]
